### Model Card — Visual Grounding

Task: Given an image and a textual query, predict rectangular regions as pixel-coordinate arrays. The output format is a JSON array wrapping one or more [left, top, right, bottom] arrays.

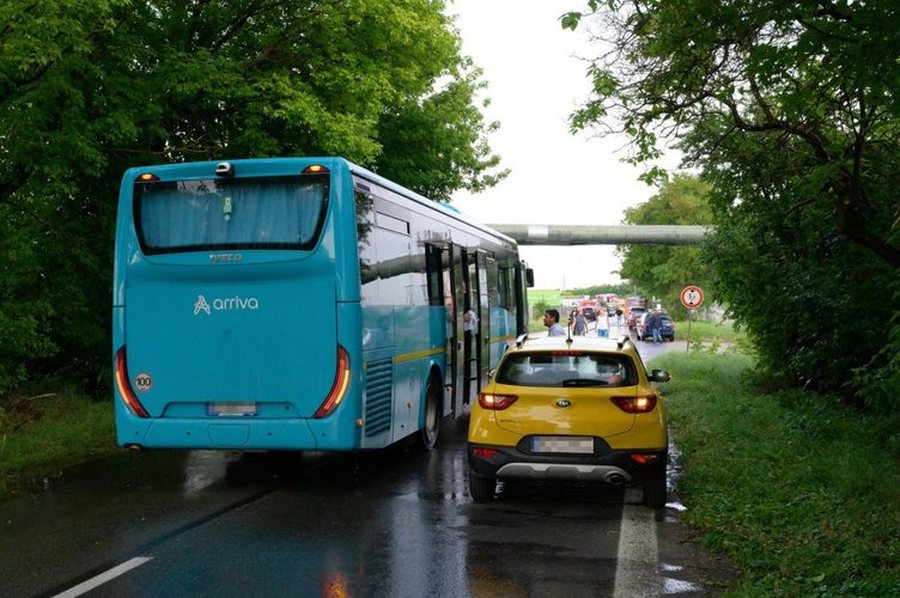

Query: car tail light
[[114, 346, 150, 418], [471, 447, 498, 459], [314, 345, 351, 418], [611, 394, 658, 413], [478, 392, 518, 410]]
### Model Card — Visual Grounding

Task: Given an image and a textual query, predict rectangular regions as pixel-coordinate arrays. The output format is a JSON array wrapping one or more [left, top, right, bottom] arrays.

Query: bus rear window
[[134, 175, 328, 254]]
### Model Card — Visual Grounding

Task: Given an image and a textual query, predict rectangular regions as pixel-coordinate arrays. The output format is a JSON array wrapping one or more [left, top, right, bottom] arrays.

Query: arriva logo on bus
[[193, 294, 259, 315]]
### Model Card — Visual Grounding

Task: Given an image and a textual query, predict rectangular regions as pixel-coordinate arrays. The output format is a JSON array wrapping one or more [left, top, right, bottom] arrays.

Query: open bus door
[[444, 244, 467, 417], [445, 245, 481, 414], [477, 252, 491, 385], [514, 262, 534, 335]]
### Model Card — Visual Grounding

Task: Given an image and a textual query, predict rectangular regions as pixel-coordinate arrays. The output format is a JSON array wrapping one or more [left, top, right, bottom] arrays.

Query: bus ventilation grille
[[364, 358, 393, 437]]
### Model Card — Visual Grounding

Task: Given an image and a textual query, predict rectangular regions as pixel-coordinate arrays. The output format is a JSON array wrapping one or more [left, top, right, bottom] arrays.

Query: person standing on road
[[646, 311, 663, 343], [596, 312, 610, 338], [572, 309, 587, 336], [543, 309, 566, 336]]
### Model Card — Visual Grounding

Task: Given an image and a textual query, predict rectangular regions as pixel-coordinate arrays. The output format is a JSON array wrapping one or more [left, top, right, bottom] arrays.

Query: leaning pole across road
[[486, 224, 711, 246]]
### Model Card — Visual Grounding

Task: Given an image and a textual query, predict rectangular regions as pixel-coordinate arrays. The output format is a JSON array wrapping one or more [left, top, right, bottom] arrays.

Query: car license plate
[[207, 402, 257, 416], [532, 436, 594, 454]]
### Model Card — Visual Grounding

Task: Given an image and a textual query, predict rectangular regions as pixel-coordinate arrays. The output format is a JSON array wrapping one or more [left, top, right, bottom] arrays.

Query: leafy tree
[[564, 0, 899, 409], [0, 0, 504, 397], [374, 58, 509, 201], [617, 175, 715, 317]]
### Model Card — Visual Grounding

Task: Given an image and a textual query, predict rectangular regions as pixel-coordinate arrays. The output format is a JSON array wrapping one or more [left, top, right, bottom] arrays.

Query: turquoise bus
[[113, 157, 531, 452]]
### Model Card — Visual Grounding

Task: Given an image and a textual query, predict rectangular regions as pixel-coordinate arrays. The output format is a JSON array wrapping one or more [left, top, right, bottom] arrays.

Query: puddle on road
[[663, 576, 703, 594], [665, 440, 688, 513]]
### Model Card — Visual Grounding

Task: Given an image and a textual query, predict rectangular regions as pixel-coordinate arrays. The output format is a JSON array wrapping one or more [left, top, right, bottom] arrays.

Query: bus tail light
[[611, 395, 658, 414], [314, 345, 351, 418], [115, 346, 149, 418], [478, 392, 518, 410]]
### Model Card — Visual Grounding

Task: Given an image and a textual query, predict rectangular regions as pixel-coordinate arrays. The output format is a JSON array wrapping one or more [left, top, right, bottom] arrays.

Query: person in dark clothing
[[645, 312, 663, 343]]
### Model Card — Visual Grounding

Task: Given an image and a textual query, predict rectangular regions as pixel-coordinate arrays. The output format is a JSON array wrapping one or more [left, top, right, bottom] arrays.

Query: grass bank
[[0, 392, 117, 501], [655, 351, 900, 596]]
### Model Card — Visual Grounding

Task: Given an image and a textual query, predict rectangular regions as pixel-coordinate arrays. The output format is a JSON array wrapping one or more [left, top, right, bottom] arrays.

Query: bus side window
[[425, 244, 443, 307], [355, 190, 379, 303], [498, 266, 510, 309]]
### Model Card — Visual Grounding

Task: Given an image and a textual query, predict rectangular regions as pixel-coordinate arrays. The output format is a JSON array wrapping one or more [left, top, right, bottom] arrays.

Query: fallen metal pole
[[487, 224, 710, 245]]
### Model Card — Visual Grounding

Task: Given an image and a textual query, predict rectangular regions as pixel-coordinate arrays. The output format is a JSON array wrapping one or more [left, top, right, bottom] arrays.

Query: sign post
[[680, 285, 704, 351]]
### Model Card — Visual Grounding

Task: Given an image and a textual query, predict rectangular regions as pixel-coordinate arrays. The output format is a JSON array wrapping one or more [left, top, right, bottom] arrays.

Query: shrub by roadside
[[656, 351, 900, 596]]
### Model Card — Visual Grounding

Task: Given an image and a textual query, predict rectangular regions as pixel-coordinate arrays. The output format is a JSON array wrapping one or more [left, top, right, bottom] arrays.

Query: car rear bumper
[[496, 462, 634, 485], [468, 440, 667, 485]]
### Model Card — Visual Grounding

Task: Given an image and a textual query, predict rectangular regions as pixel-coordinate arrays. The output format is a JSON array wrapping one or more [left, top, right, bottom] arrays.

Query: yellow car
[[467, 334, 671, 507]]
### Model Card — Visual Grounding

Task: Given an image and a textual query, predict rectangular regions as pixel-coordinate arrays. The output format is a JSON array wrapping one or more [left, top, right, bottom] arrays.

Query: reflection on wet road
[[0, 339, 735, 597]]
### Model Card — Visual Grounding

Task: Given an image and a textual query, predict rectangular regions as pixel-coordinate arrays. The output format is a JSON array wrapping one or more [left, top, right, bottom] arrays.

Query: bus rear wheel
[[419, 375, 441, 450]]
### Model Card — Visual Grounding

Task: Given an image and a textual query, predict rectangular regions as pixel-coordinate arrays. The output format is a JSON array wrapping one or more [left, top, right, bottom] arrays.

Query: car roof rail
[[616, 335, 631, 349]]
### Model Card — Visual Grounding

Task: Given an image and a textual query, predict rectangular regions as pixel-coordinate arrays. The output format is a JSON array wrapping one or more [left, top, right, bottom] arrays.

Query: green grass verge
[[654, 351, 900, 596], [674, 318, 744, 343], [0, 392, 118, 501]]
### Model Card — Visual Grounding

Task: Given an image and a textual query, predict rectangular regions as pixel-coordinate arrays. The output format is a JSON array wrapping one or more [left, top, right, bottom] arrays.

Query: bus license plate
[[532, 436, 594, 454], [207, 402, 257, 416]]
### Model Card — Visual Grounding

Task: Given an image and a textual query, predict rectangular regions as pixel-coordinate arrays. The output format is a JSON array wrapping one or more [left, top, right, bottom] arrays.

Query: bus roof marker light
[[215, 162, 235, 177], [302, 165, 328, 174], [136, 173, 158, 182]]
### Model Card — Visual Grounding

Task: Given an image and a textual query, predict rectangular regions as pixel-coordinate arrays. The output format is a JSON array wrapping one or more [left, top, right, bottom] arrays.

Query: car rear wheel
[[643, 474, 667, 509], [469, 469, 496, 503]]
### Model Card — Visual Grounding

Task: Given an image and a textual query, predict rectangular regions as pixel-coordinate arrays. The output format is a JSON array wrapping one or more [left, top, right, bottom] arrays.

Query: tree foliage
[[566, 0, 899, 409], [0, 0, 505, 397], [617, 175, 715, 317]]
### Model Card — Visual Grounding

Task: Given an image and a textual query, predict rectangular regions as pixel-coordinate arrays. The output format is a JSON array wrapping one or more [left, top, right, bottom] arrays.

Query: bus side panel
[[359, 305, 394, 449], [390, 305, 429, 444], [307, 300, 364, 450], [419, 305, 448, 430], [330, 160, 361, 304]]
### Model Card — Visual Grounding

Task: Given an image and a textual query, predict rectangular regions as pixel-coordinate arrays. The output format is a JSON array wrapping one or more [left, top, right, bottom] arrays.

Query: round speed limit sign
[[680, 285, 704, 310]]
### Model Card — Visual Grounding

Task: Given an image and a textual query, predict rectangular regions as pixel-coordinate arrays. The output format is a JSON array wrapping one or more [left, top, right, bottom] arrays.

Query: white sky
[[447, 0, 672, 291]]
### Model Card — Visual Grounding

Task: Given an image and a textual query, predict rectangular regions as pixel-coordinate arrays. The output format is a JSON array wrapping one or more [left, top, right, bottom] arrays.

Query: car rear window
[[496, 351, 637, 387], [134, 174, 329, 255]]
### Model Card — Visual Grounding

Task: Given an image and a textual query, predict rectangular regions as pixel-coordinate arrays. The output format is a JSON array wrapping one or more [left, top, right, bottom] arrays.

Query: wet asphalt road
[[0, 333, 736, 597]]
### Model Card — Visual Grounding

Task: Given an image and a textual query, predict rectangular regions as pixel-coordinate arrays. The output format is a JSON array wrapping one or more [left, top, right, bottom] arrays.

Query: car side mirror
[[650, 369, 671, 382], [488, 368, 497, 379]]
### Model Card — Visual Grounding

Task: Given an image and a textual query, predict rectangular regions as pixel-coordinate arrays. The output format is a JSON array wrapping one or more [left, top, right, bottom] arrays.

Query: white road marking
[[613, 488, 661, 597], [53, 557, 153, 598]]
